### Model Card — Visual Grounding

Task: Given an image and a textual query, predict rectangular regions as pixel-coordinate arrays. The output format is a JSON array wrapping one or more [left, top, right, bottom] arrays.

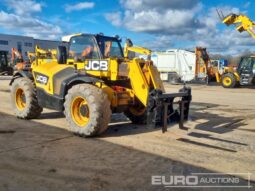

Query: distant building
[[0, 33, 67, 59]]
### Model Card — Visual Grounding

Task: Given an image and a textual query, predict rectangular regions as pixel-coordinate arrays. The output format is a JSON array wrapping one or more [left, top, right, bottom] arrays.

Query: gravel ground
[[0, 79, 254, 191]]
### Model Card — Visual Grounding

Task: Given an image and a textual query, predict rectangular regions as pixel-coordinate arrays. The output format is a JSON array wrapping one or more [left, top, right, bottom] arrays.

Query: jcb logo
[[85, 60, 108, 71], [36, 75, 48, 85]]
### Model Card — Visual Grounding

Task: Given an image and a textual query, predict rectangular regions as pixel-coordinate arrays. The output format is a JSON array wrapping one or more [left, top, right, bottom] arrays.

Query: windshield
[[96, 36, 123, 58], [69, 35, 100, 61], [69, 35, 124, 60], [238, 57, 255, 73]]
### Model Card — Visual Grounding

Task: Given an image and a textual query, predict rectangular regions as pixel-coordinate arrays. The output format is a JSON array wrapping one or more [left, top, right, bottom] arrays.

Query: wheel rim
[[71, 96, 90, 126], [223, 77, 232, 86], [15, 88, 26, 110]]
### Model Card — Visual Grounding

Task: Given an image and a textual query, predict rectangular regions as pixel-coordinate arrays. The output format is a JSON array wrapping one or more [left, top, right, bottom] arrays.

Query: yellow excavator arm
[[222, 13, 255, 39], [124, 38, 152, 59], [124, 46, 151, 57], [34, 45, 57, 59]]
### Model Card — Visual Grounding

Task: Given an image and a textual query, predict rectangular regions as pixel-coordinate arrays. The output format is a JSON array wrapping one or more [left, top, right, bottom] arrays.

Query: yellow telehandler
[[10, 33, 192, 137]]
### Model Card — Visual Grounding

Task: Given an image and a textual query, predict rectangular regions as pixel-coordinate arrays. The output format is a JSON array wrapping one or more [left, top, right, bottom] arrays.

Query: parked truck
[[151, 47, 210, 83]]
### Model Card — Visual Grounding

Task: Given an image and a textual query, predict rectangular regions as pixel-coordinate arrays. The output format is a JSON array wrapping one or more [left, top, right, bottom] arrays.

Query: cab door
[[238, 57, 254, 85]]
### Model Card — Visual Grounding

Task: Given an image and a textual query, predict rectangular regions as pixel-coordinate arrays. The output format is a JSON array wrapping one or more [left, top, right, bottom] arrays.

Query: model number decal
[[85, 60, 108, 71], [36, 74, 48, 85]]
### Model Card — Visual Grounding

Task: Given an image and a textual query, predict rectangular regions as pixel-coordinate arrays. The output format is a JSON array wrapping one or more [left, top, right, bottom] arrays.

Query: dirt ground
[[0, 77, 254, 191]]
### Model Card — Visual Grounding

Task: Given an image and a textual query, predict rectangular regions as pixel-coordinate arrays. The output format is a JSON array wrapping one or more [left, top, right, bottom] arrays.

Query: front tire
[[64, 84, 111, 137], [11, 77, 42, 119], [222, 73, 236, 88]]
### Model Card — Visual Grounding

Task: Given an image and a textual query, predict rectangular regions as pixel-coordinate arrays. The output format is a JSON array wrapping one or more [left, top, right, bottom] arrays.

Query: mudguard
[[58, 74, 103, 98], [37, 72, 103, 111], [9, 71, 33, 86]]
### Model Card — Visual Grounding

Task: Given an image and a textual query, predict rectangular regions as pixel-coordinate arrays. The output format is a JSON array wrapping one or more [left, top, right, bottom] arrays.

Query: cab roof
[[62, 33, 120, 42]]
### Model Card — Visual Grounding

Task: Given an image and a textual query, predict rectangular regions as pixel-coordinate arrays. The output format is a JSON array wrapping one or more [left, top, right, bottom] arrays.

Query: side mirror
[[125, 38, 133, 47], [57, 46, 67, 64]]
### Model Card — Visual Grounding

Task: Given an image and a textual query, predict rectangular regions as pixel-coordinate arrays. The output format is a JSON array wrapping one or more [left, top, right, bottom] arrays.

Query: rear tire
[[11, 77, 43, 119], [124, 105, 147, 124], [221, 73, 236, 88], [64, 84, 111, 137]]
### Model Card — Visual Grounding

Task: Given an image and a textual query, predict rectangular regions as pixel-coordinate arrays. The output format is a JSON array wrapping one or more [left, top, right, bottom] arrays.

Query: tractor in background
[[216, 11, 255, 88]]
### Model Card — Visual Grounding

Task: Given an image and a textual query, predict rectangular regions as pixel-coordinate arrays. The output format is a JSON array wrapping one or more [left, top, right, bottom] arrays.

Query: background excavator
[[0, 50, 13, 75], [11, 48, 29, 71], [12, 46, 57, 71], [217, 11, 255, 88]]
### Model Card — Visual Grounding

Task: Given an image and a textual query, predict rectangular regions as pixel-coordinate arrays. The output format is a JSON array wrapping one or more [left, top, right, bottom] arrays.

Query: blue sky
[[0, 0, 254, 54]]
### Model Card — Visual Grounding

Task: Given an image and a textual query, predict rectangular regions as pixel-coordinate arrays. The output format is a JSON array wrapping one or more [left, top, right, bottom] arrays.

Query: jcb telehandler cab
[[10, 34, 191, 137]]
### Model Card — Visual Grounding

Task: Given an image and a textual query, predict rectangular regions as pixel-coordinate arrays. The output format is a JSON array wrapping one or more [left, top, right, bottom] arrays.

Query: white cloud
[[105, 12, 122, 27], [65, 2, 95, 13], [125, 5, 202, 34], [243, 2, 251, 9], [5, 0, 43, 16], [142, 35, 173, 50], [106, 0, 254, 54], [106, 0, 203, 34], [120, 0, 199, 11], [0, 0, 63, 40], [0, 11, 62, 40]]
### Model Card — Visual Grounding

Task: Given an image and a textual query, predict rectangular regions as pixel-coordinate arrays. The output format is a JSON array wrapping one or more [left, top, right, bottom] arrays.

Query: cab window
[[97, 37, 123, 58], [69, 36, 100, 61]]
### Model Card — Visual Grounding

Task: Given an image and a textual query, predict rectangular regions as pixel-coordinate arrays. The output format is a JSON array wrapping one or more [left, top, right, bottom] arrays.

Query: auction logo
[[151, 173, 252, 188]]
